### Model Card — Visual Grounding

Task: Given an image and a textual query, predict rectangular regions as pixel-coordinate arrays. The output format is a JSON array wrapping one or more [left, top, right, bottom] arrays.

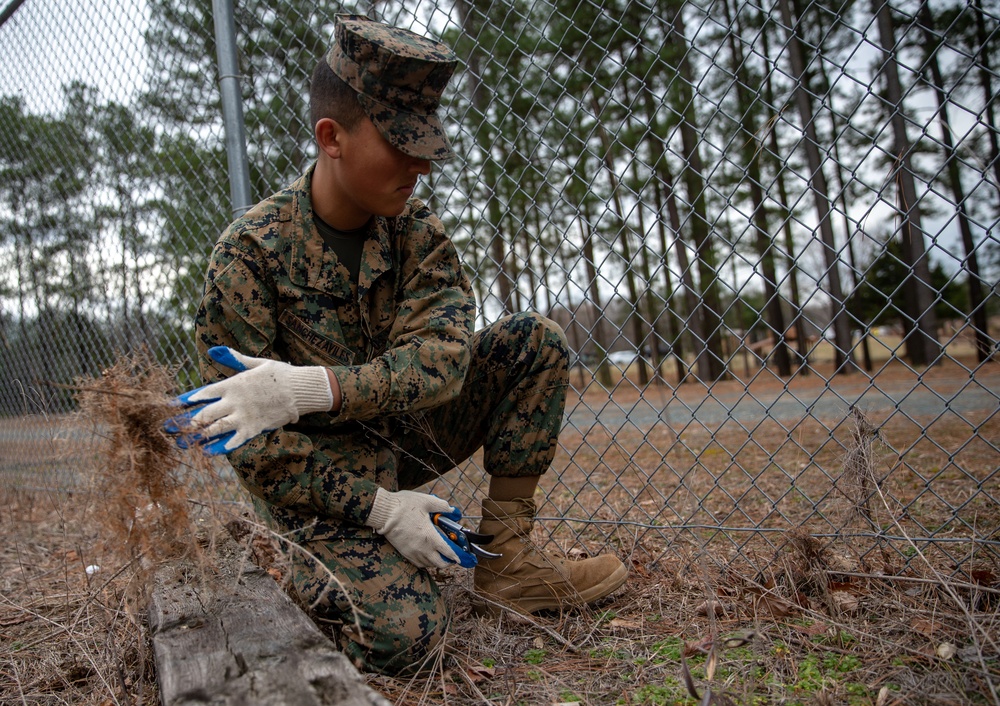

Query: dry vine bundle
[[73, 350, 211, 584]]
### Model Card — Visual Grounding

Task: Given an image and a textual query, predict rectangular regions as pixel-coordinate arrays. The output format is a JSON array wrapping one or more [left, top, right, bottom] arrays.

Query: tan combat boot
[[472, 498, 628, 615]]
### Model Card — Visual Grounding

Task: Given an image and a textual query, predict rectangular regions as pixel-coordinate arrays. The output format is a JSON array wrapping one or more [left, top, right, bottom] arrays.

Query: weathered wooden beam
[[149, 536, 389, 706]]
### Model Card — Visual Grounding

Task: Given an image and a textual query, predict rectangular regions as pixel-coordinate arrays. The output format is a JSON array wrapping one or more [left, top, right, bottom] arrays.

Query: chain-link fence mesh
[[1, 0, 998, 579]]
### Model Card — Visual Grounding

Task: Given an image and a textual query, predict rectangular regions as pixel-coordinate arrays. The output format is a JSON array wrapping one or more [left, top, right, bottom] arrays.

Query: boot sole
[[472, 562, 629, 617]]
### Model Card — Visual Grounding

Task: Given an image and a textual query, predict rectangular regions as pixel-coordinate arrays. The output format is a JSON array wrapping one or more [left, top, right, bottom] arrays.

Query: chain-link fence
[[1, 0, 998, 579]]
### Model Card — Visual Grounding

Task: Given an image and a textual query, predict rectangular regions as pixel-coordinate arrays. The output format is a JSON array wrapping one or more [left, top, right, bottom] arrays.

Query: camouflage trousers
[[270, 312, 569, 675]]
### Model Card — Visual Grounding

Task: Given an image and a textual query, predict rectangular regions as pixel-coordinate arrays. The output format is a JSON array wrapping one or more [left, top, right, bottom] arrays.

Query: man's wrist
[[326, 368, 342, 413], [365, 487, 395, 530], [287, 365, 335, 415]]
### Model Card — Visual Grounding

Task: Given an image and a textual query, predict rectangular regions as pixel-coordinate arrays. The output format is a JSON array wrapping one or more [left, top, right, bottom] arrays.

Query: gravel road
[[566, 370, 1000, 432]]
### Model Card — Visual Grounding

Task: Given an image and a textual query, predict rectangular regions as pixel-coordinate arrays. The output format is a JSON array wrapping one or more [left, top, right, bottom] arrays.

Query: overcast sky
[[0, 0, 149, 114]]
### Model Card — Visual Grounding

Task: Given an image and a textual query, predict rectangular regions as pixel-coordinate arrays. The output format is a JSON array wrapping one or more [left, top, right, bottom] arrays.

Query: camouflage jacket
[[195, 165, 475, 529]]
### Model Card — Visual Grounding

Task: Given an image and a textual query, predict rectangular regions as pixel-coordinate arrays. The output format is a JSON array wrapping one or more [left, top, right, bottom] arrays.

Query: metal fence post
[[212, 0, 253, 217]]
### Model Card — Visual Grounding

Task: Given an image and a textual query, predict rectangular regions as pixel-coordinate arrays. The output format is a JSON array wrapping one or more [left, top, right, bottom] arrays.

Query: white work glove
[[166, 346, 333, 455], [365, 488, 460, 569]]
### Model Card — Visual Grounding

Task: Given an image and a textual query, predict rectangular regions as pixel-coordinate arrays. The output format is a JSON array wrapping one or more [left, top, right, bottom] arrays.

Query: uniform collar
[[288, 164, 394, 301]]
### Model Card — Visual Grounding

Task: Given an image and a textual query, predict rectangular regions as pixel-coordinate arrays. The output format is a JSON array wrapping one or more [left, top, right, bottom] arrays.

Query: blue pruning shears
[[431, 511, 501, 568]]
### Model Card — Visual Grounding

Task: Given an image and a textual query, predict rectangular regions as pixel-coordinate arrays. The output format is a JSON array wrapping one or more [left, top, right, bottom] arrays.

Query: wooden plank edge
[[148, 532, 390, 706]]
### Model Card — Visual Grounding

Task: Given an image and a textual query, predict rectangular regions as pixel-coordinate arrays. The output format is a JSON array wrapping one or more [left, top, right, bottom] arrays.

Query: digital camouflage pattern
[[195, 164, 570, 673], [196, 165, 475, 529], [328, 14, 457, 161]]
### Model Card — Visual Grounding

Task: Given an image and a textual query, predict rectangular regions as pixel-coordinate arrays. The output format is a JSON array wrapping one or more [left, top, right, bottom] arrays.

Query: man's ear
[[315, 117, 344, 159]]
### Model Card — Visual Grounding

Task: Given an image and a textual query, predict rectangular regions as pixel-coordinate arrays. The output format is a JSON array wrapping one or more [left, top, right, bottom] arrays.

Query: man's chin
[[376, 201, 410, 218]]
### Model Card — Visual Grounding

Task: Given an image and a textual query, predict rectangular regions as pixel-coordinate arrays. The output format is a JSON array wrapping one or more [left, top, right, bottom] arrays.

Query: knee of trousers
[[337, 592, 449, 676], [497, 312, 570, 374], [290, 543, 450, 675]]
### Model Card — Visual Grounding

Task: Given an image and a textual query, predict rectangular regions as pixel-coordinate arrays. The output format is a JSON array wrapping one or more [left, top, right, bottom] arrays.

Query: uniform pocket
[[212, 256, 277, 346]]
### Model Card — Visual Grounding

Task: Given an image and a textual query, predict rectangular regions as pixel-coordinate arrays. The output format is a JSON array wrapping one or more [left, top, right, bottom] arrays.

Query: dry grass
[[1, 354, 998, 705], [1, 489, 158, 705], [5, 483, 998, 705], [72, 352, 205, 582], [0, 350, 228, 705]]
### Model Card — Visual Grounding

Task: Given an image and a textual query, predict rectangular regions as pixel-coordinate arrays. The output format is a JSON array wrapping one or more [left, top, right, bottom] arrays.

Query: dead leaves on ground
[[440, 663, 502, 696]]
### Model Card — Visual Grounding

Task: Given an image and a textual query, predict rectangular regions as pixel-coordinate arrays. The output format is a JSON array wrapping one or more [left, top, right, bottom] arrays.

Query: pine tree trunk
[[973, 0, 1000, 193], [777, 0, 857, 374], [663, 5, 727, 382], [874, 0, 940, 367], [590, 91, 650, 386], [918, 3, 993, 363], [760, 24, 810, 373], [723, 0, 791, 377]]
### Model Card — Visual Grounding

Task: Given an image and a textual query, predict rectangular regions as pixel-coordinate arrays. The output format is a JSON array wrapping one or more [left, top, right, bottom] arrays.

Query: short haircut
[[310, 58, 366, 133]]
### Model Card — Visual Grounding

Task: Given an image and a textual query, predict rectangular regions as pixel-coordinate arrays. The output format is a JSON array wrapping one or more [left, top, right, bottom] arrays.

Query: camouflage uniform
[[195, 164, 569, 673]]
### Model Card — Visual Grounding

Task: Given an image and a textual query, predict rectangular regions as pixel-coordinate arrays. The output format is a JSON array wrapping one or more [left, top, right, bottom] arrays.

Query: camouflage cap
[[327, 15, 458, 161]]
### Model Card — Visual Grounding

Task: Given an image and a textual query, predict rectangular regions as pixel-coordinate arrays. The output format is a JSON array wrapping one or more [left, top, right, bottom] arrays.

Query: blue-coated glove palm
[[165, 348, 249, 455], [165, 346, 333, 455]]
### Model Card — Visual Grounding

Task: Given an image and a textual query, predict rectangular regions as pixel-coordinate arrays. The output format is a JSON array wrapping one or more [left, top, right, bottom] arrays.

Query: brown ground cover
[[1, 355, 998, 704], [4, 483, 998, 705]]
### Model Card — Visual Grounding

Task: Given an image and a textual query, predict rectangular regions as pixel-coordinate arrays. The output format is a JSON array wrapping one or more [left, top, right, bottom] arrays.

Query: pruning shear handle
[[431, 513, 502, 564]]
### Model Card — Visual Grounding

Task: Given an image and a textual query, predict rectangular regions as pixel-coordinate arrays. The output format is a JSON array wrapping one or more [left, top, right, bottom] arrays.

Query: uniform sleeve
[[195, 237, 381, 526], [330, 218, 476, 423]]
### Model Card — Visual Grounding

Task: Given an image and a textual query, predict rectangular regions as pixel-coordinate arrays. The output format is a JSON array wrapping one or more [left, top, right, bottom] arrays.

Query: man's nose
[[411, 157, 431, 176]]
